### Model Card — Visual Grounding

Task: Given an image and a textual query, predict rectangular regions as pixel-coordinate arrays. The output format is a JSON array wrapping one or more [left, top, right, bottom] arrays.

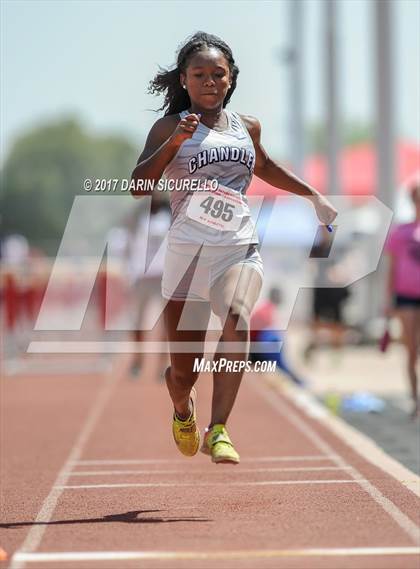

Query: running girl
[[131, 32, 337, 463]]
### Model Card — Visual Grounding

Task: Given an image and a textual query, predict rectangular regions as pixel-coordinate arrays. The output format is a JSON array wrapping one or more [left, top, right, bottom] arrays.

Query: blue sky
[[1, 0, 419, 163]]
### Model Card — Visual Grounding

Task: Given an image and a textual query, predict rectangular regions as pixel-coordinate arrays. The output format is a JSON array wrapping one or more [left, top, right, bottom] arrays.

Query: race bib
[[186, 182, 250, 231]]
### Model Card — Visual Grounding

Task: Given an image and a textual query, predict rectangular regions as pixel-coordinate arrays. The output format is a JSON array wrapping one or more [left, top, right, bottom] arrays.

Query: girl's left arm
[[241, 114, 338, 225]]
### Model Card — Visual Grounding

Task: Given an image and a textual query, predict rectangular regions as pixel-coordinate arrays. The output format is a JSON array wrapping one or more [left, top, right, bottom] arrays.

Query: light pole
[[375, 0, 395, 209], [325, 0, 340, 196], [290, 0, 305, 177]]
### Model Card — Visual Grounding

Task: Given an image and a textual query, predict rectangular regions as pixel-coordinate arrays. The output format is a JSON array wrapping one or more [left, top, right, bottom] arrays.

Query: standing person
[[385, 183, 420, 419], [250, 287, 307, 386], [127, 193, 171, 379], [131, 32, 337, 463], [304, 227, 351, 362]]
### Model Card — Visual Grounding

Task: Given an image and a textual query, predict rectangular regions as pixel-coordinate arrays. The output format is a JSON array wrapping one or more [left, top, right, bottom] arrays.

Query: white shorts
[[162, 242, 264, 301]]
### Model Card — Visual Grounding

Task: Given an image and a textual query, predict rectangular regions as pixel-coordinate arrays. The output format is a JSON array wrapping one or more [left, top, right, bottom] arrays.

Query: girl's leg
[[209, 265, 262, 426], [129, 283, 148, 375], [164, 299, 211, 419], [397, 308, 419, 415], [130, 277, 160, 375], [416, 309, 420, 416]]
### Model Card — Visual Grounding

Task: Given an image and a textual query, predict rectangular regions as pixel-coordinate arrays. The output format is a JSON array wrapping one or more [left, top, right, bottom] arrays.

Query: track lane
[[3, 360, 420, 569]]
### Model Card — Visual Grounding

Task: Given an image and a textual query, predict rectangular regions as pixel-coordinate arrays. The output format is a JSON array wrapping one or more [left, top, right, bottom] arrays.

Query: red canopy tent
[[248, 141, 420, 199]]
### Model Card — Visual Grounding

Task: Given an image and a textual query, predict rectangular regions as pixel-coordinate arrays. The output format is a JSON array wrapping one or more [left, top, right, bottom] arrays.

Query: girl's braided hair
[[148, 31, 239, 116]]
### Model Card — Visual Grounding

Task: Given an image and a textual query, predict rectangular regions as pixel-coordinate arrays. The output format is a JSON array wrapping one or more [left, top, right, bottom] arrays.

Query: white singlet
[[161, 108, 263, 301], [162, 109, 258, 246]]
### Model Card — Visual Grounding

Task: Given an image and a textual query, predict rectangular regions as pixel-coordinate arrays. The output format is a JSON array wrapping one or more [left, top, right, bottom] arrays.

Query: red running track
[[1, 355, 419, 569]]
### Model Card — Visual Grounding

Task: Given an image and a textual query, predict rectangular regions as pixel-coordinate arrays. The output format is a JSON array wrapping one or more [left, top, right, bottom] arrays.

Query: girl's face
[[180, 48, 232, 110]]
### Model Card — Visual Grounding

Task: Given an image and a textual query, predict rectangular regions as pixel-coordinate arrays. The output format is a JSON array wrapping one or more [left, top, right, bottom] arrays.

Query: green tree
[[307, 121, 374, 154], [1, 117, 138, 253]]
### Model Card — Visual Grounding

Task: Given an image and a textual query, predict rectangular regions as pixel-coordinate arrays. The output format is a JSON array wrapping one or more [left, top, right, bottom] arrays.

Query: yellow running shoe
[[200, 424, 240, 464], [172, 387, 200, 457]]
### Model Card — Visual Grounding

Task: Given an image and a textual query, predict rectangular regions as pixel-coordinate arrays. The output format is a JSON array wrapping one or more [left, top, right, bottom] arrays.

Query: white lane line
[[12, 546, 420, 563], [67, 466, 352, 476], [27, 340, 289, 353], [252, 379, 420, 545], [10, 368, 121, 569], [73, 455, 336, 466], [285, 382, 420, 497], [56, 479, 361, 489]]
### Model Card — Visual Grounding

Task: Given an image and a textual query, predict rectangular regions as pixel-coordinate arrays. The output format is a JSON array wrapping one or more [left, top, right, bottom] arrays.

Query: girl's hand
[[171, 113, 201, 145], [312, 194, 338, 226]]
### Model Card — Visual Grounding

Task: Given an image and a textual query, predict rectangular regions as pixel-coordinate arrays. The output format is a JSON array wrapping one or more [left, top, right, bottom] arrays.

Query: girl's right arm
[[385, 253, 396, 317], [384, 227, 398, 317], [131, 113, 201, 197]]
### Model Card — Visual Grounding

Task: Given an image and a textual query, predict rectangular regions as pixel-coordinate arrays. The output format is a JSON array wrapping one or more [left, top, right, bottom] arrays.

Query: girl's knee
[[170, 366, 199, 386], [222, 307, 249, 341]]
